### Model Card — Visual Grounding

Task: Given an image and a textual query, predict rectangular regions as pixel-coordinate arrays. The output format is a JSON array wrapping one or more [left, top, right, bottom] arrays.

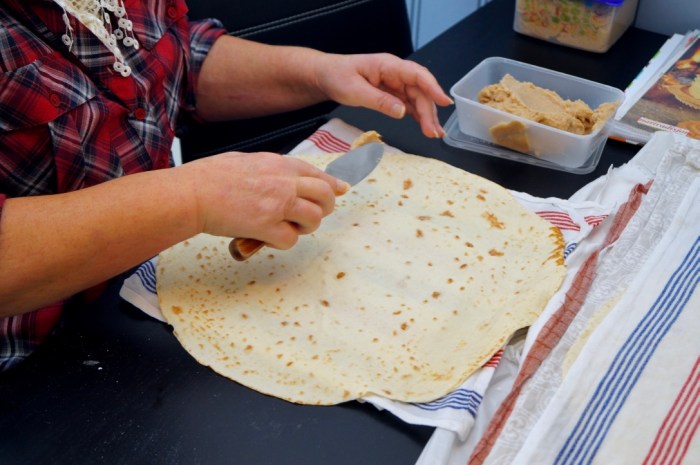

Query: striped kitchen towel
[[465, 133, 700, 465]]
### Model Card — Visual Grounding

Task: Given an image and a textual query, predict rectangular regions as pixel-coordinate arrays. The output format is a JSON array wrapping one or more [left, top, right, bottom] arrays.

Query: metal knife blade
[[229, 142, 385, 261], [323, 142, 384, 186]]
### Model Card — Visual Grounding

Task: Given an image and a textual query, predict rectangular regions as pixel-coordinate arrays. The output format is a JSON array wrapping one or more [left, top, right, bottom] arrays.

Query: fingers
[[392, 59, 453, 107], [260, 158, 348, 248], [290, 176, 337, 231], [287, 156, 350, 196], [341, 55, 452, 138], [359, 82, 446, 138], [405, 85, 445, 138], [262, 182, 339, 249], [387, 60, 452, 138]]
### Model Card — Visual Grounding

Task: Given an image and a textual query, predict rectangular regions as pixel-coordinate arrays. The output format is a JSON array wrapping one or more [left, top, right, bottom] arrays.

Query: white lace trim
[[53, 0, 139, 77]]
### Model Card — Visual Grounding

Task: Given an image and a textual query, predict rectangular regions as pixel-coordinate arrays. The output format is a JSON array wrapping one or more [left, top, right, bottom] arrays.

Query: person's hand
[[177, 152, 349, 249], [311, 53, 453, 138]]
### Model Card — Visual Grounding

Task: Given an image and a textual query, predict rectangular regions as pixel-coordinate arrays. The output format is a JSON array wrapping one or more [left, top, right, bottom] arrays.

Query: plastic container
[[449, 57, 625, 170], [513, 0, 639, 53], [441, 112, 606, 174]]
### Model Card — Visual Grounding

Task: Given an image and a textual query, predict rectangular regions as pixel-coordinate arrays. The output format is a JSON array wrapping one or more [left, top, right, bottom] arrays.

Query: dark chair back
[[180, 0, 413, 159]]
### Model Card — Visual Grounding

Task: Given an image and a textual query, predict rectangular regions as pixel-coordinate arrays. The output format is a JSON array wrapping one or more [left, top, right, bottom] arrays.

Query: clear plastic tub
[[448, 57, 624, 170], [442, 112, 607, 174], [513, 0, 639, 53]]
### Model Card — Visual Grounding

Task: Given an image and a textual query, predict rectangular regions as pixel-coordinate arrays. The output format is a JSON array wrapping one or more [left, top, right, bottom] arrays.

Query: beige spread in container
[[478, 74, 618, 152]]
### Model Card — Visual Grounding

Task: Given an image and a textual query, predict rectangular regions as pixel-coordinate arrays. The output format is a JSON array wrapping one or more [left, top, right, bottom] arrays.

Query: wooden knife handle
[[229, 238, 265, 261]]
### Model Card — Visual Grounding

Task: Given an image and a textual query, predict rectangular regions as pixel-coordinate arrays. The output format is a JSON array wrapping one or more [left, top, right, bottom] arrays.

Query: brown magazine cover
[[617, 36, 700, 141]]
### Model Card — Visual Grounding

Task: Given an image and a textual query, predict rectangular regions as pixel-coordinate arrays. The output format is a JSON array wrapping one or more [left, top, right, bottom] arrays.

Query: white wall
[[405, 0, 483, 48], [635, 0, 700, 36]]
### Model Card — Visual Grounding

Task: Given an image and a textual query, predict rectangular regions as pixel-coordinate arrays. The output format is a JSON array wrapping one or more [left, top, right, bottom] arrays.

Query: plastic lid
[[589, 0, 625, 6]]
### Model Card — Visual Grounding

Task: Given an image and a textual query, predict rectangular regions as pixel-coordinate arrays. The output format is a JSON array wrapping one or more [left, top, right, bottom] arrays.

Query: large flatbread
[[157, 149, 565, 405]]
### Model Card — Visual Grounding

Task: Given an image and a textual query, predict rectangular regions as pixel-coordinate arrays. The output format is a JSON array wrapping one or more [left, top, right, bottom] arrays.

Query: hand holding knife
[[229, 142, 385, 261]]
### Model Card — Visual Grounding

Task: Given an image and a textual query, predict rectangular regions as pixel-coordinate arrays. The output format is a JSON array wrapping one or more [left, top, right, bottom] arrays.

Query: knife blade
[[228, 142, 385, 261]]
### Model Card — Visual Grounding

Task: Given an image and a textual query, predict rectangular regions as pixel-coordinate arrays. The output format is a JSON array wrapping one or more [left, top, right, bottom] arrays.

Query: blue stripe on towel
[[135, 259, 157, 294], [555, 236, 700, 465], [414, 388, 484, 417], [564, 242, 577, 260]]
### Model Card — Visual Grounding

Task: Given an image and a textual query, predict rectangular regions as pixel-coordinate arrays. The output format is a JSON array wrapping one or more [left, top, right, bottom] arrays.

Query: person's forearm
[[0, 168, 199, 317], [195, 35, 329, 121]]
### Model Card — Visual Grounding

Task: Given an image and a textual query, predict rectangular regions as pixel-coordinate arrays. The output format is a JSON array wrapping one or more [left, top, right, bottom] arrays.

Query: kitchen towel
[[482, 134, 700, 465], [418, 132, 700, 465]]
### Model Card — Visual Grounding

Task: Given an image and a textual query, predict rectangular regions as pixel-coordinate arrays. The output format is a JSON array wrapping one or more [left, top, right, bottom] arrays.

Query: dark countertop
[[0, 1, 667, 464]]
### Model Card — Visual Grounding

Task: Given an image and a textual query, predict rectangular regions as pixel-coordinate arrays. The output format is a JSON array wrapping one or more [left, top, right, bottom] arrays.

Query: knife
[[228, 142, 385, 261]]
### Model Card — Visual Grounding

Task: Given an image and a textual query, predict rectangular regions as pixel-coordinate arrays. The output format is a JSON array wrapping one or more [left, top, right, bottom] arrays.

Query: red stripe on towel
[[584, 214, 608, 227], [308, 130, 351, 153], [468, 182, 652, 465], [643, 356, 700, 465], [536, 211, 581, 231], [483, 349, 504, 368]]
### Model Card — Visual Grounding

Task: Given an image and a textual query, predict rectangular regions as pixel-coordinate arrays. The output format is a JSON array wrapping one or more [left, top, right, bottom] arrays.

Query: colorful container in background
[[514, 0, 640, 53]]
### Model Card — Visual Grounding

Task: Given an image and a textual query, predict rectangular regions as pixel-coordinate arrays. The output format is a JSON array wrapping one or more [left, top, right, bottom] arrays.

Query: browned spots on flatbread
[[416, 229, 424, 238], [417, 215, 431, 221], [489, 249, 504, 257], [483, 211, 505, 229], [432, 371, 452, 381], [336, 272, 346, 279], [403, 179, 413, 190], [432, 291, 441, 299], [320, 300, 330, 307], [546, 227, 566, 266], [171, 306, 183, 315], [440, 210, 455, 218]]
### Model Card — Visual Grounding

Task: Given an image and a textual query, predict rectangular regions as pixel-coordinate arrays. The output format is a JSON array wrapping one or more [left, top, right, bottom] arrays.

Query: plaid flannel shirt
[[0, 0, 225, 371]]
